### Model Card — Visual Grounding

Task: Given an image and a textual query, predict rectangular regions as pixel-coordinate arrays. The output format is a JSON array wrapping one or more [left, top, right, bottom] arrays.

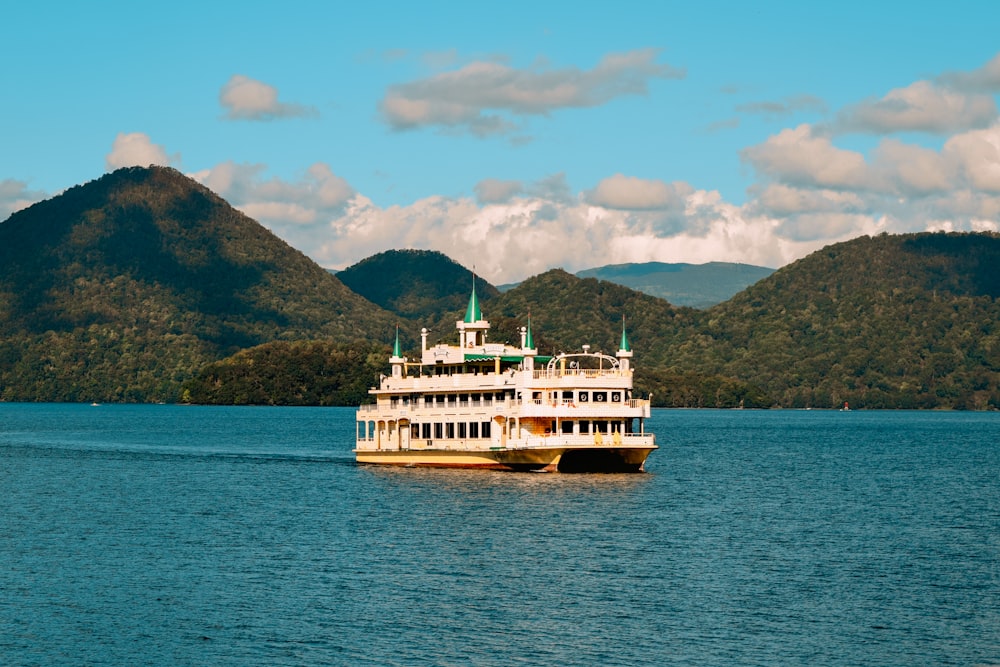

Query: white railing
[[357, 398, 651, 419], [377, 373, 517, 393], [533, 368, 630, 380], [511, 432, 656, 449]]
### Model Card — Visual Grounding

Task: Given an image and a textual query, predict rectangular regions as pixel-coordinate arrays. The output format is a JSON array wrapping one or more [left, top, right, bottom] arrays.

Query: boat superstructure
[[354, 284, 656, 472]]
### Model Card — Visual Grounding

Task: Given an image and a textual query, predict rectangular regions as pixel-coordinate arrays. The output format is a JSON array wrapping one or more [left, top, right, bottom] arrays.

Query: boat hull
[[353, 445, 656, 473]]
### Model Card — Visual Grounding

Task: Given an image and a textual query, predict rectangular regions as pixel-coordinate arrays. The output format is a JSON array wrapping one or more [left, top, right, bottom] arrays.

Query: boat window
[[446, 423, 455, 439], [562, 391, 574, 401], [421, 423, 431, 439], [580, 421, 590, 434], [578, 392, 589, 402], [481, 422, 491, 438], [561, 421, 573, 434], [611, 392, 622, 403], [470, 422, 479, 438], [593, 392, 607, 403], [390, 397, 399, 407], [459, 393, 469, 403], [436, 395, 445, 405], [434, 423, 443, 439], [596, 421, 608, 434], [458, 423, 467, 438], [448, 394, 457, 406], [532, 391, 541, 403]]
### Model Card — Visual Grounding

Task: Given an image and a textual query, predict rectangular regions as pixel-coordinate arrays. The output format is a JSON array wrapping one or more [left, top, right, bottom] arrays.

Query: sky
[[3, 1, 1000, 283]]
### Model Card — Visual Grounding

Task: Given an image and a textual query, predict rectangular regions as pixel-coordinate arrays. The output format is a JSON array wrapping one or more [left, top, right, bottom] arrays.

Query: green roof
[[464, 354, 552, 363], [464, 281, 482, 323]]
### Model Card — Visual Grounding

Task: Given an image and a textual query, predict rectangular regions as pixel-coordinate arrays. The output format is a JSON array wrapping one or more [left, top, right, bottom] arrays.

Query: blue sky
[[3, 1, 1000, 282]]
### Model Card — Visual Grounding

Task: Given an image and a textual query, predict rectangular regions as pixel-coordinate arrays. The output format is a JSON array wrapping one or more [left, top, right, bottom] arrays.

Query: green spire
[[393, 325, 402, 357], [525, 312, 535, 349], [464, 276, 482, 323], [620, 315, 631, 352]]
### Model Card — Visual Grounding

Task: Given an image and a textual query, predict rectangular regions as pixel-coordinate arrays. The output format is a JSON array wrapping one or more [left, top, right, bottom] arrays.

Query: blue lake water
[[1, 404, 998, 666]]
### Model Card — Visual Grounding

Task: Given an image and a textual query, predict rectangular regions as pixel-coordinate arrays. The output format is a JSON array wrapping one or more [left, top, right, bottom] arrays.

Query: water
[[1, 405, 998, 666]]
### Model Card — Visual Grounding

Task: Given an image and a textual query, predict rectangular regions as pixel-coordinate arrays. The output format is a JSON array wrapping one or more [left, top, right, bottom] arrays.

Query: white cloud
[[872, 139, 953, 195], [474, 178, 523, 204], [834, 80, 997, 135], [0, 179, 46, 221], [938, 52, 1000, 93], [943, 123, 1000, 192], [741, 124, 870, 189], [191, 160, 353, 253], [379, 49, 684, 136], [586, 174, 691, 210], [105, 132, 176, 171], [219, 74, 317, 121]]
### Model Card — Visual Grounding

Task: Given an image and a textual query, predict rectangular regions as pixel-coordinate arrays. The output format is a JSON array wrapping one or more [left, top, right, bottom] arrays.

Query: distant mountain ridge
[[575, 261, 774, 308], [498, 261, 774, 308]]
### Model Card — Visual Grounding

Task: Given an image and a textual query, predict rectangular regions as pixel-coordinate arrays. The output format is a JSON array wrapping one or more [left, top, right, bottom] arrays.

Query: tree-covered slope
[[336, 249, 499, 322], [0, 166, 396, 402], [673, 232, 1000, 409]]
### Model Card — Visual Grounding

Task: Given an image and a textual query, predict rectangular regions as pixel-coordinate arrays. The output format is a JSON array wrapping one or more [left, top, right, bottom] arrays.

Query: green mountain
[[0, 166, 396, 402], [575, 261, 775, 308], [3, 167, 998, 410], [336, 249, 500, 322], [476, 233, 1000, 409], [484, 269, 769, 407], [672, 232, 1000, 409], [192, 232, 1000, 410]]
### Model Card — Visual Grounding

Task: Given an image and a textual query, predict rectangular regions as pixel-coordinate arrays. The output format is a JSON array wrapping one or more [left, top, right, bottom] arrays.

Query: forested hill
[[0, 166, 396, 402], [462, 233, 1000, 409], [169, 231, 1000, 410], [670, 232, 1000, 409], [337, 249, 500, 322], [2, 166, 999, 411]]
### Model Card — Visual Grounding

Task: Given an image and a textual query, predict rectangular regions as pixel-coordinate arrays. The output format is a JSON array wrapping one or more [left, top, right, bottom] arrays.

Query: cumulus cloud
[[379, 49, 684, 136], [938, 52, 1000, 93], [834, 80, 997, 135], [474, 178, 523, 204], [741, 124, 870, 189], [872, 139, 952, 195], [943, 124, 1000, 192], [105, 132, 176, 170], [0, 179, 46, 221], [586, 174, 690, 210], [219, 75, 317, 121], [191, 161, 353, 251], [181, 151, 1000, 286]]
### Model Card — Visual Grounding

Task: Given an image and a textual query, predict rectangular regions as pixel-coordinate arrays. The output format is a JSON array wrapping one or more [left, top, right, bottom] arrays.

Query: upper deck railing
[[357, 397, 651, 419]]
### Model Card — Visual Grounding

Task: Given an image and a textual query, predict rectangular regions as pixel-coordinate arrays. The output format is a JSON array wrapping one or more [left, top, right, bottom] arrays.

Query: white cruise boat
[[354, 285, 657, 472]]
